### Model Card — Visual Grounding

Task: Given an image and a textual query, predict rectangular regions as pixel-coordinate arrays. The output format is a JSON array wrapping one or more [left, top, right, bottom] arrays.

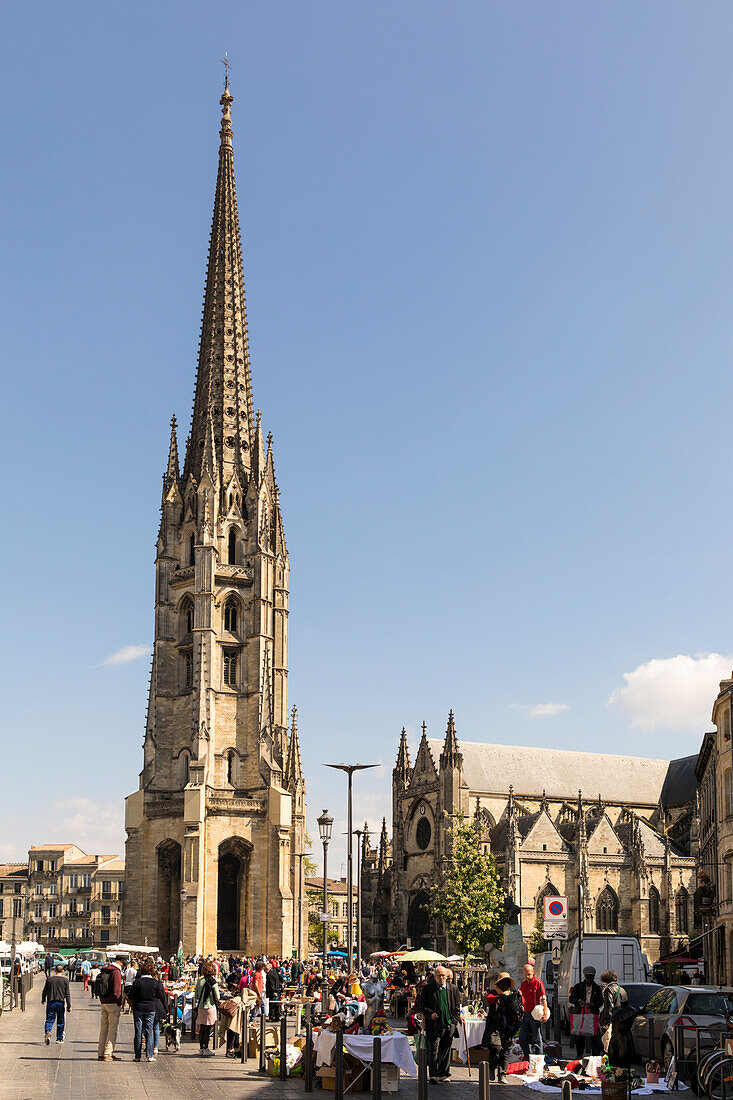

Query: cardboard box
[[317, 1065, 365, 1092]]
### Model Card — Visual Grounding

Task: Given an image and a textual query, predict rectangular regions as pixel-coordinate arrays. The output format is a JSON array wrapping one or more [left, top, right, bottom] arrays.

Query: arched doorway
[[407, 889, 431, 948], [217, 837, 251, 951], [156, 839, 181, 958]]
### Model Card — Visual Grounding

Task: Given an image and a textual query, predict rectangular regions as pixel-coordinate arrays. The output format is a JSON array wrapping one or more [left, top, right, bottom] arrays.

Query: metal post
[[355, 829, 364, 972], [417, 1043, 429, 1100], [479, 1061, 491, 1100], [240, 1005, 248, 1064], [674, 1024, 684, 1089], [562, 1082, 572, 1100], [259, 1010, 266, 1071], [280, 1013, 288, 1080], [322, 838, 329, 1011], [347, 771, 353, 973], [335, 1029, 344, 1100], [577, 883, 583, 980], [297, 852, 304, 964], [372, 1035, 382, 1100], [304, 1017, 314, 1092]]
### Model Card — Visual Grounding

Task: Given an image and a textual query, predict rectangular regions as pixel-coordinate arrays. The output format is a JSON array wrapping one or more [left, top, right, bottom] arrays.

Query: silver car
[[630, 986, 733, 1073]]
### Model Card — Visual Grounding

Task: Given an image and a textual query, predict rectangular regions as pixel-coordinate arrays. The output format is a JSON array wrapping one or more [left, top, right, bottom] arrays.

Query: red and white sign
[[543, 896, 568, 922]]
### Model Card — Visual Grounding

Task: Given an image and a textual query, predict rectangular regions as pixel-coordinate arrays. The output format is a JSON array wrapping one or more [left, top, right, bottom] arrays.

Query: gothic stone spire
[[184, 83, 255, 487], [284, 705, 303, 791], [394, 726, 412, 787], [440, 708, 462, 769]]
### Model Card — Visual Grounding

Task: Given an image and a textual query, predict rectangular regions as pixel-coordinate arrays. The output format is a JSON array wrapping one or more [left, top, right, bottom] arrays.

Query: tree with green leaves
[[430, 813, 505, 960], [528, 907, 546, 955]]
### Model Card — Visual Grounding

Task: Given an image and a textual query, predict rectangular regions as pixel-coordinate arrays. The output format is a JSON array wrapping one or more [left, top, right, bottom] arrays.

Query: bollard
[[417, 1041, 429, 1100], [335, 1029, 344, 1100], [479, 1061, 491, 1100], [240, 1006, 249, 1064], [562, 1081, 572, 1100], [674, 1024, 684, 1089], [259, 1010, 267, 1072], [280, 1014, 288, 1080], [372, 1035, 382, 1100], [304, 1018, 314, 1092]]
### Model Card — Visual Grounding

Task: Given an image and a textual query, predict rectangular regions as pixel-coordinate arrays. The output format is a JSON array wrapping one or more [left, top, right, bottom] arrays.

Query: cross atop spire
[[183, 82, 255, 486], [222, 51, 231, 89]]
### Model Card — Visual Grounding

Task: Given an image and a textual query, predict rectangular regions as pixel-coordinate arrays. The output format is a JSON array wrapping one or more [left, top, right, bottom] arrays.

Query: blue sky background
[[3, 1, 733, 872]]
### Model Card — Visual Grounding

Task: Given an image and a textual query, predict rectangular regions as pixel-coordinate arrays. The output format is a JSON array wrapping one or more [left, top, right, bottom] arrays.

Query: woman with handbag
[[481, 973, 524, 1082], [194, 960, 221, 1056]]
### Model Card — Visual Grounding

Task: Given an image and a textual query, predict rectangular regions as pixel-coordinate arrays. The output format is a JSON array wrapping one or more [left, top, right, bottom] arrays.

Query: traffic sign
[[551, 941, 563, 963], [546, 929, 568, 940], [543, 896, 568, 922]]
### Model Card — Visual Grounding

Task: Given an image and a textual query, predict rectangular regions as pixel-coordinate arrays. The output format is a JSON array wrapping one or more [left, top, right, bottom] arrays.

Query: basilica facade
[[122, 83, 306, 958], [363, 715, 698, 965]]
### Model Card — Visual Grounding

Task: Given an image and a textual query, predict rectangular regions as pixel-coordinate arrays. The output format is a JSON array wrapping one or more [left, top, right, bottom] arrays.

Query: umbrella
[[398, 948, 448, 962]]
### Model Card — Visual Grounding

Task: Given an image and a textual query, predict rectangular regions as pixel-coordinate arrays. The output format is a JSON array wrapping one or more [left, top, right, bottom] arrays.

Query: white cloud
[[509, 702, 569, 718], [103, 644, 149, 666], [608, 652, 733, 732], [50, 797, 126, 856]]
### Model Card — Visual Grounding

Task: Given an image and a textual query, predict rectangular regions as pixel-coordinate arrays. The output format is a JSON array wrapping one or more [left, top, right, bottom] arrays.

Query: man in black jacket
[[569, 966, 604, 1056], [266, 963, 282, 1021], [42, 964, 71, 1045], [420, 966, 460, 1083]]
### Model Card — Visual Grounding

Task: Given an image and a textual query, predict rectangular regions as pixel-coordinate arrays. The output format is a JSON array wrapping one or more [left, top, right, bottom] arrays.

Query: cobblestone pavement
[[0, 984, 525, 1099]]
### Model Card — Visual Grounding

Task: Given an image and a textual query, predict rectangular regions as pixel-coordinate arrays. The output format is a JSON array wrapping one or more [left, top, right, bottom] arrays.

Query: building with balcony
[[305, 877, 356, 952], [0, 864, 29, 944], [27, 845, 125, 950]]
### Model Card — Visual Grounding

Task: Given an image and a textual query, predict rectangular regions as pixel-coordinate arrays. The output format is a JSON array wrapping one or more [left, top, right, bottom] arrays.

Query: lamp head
[[318, 809, 334, 843]]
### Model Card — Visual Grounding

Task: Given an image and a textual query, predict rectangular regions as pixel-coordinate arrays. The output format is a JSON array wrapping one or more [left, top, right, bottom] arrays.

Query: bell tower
[[122, 79, 306, 957]]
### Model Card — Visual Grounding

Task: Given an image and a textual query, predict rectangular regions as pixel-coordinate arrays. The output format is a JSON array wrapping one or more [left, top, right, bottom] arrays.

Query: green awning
[[58, 949, 78, 957]]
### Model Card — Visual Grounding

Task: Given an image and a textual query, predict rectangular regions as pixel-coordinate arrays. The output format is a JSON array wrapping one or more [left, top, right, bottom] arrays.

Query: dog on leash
[[164, 1022, 182, 1052]]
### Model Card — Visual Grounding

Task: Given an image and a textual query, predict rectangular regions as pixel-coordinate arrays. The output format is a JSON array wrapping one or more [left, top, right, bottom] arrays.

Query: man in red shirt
[[518, 961, 548, 1061]]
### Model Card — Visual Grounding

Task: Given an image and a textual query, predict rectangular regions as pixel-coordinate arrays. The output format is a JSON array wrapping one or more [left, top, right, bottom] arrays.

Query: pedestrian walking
[[128, 956, 166, 1063], [97, 955, 124, 1061], [80, 957, 92, 992], [194, 960, 221, 1056], [420, 965, 460, 1084], [518, 961, 549, 1061], [569, 966, 603, 1056], [599, 969, 627, 1055], [42, 964, 71, 1045], [480, 972, 524, 1082], [44, 951, 54, 977], [123, 958, 137, 1013], [89, 963, 101, 1000], [266, 960, 282, 1020]]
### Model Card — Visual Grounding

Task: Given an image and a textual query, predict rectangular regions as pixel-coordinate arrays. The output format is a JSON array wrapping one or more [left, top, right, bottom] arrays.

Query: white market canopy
[[105, 943, 160, 955]]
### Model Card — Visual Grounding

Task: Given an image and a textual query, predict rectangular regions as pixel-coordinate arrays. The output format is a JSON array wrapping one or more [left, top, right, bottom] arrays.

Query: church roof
[[660, 755, 698, 807], [427, 739, 673, 806]]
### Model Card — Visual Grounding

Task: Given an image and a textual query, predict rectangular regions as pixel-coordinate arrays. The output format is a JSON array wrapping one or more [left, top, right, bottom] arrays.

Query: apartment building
[[0, 864, 29, 944], [305, 876, 357, 952], [27, 845, 125, 950]]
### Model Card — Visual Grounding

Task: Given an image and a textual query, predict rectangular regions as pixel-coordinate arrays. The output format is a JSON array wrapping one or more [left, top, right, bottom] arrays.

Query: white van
[[557, 934, 649, 1030]]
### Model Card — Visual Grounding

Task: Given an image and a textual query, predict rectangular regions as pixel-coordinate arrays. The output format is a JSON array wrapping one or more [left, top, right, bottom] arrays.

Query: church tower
[[122, 80, 306, 957]]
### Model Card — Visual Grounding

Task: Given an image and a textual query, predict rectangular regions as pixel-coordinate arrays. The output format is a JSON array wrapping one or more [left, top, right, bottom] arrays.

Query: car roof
[[668, 986, 733, 994]]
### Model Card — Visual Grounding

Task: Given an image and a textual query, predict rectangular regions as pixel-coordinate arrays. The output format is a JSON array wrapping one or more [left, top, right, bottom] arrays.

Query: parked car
[[558, 934, 650, 1030], [622, 982, 664, 1009], [629, 986, 733, 1074]]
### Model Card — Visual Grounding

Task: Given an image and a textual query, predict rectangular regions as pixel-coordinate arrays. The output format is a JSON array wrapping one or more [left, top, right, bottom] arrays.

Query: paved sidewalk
[[0, 985, 521, 1098]]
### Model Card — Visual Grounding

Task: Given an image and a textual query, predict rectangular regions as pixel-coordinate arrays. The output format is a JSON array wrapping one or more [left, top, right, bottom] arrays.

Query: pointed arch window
[[228, 529, 237, 565], [676, 887, 689, 934], [596, 886, 618, 932], [227, 750, 236, 786], [224, 597, 238, 633], [179, 751, 190, 787], [189, 532, 196, 566], [181, 598, 194, 638], [184, 652, 193, 690], [649, 885, 660, 934], [223, 649, 238, 688]]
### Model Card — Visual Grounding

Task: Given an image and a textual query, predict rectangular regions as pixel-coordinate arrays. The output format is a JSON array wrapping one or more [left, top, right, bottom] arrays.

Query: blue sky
[[3, 1, 733, 872]]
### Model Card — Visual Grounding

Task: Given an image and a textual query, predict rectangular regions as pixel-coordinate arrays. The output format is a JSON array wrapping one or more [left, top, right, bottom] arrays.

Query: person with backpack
[[89, 962, 101, 1000], [96, 955, 124, 1061], [600, 969, 627, 1054], [194, 960, 221, 1055]]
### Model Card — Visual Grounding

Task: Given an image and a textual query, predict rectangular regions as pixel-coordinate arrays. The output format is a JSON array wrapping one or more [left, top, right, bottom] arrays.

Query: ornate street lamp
[[317, 810, 334, 1009]]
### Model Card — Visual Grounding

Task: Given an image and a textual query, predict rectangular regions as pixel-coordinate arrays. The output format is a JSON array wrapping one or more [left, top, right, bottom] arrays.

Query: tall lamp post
[[317, 809, 333, 1010], [325, 763, 379, 974], [293, 850, 306, 961], [354, 827, 364, 969]]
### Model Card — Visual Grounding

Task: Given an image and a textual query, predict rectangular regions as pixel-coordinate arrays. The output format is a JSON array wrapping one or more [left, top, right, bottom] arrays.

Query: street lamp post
[[325, 763, 379, 974], [354, 828, 364, 970], [179, 888, 187, 962], [293, 851, 306, 961], [317, 810, 333, 1011]]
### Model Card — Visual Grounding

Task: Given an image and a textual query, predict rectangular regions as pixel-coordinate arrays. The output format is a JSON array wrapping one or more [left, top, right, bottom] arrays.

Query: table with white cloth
[[452, 1016, 485, 1063], [314, 1029, 417, 1077]]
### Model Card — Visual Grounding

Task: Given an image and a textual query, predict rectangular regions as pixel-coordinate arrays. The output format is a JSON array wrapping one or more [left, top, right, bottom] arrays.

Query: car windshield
[[625, 984, 662, 1008], [685, 993, 733, 1016]]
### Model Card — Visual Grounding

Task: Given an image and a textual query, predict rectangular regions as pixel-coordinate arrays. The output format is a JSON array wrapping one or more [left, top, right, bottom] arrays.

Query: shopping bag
[[570, 1010, 599, 1036]]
